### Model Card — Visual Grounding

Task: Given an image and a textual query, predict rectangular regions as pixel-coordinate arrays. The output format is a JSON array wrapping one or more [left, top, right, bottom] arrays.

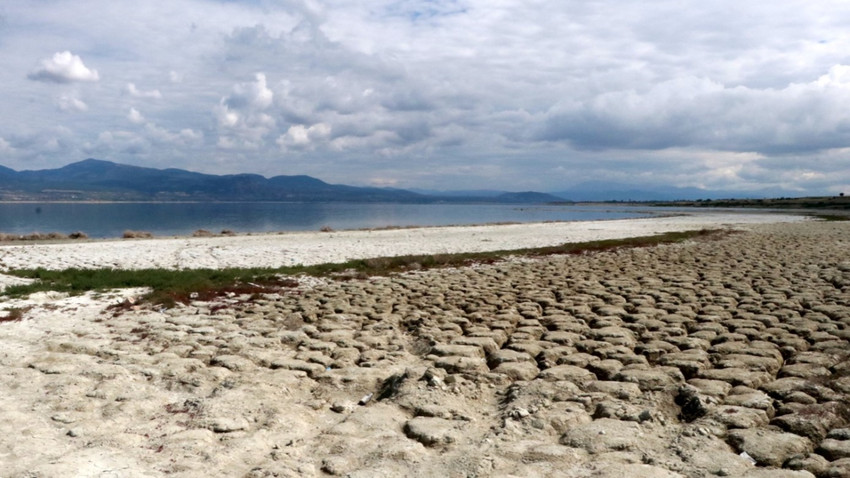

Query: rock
[[486, 349, 534, 369], [432, 355, 489, 374], [491, 361, 539, 381], [538, 364, 596, 386], [210, 354, 255, 371], [698, 367, 772, 388], [614, 367, 683, 391], [785, 453, 830, 478], [687, 378, 732, 397], [722, 390, 775, 417], [585, 380, 642, 400], [727, 428, 813, 467], [269, 358, 325, 376], [818, 438, 850, 460], [559, 418, 644, 453], [593, 464, 685, 477], [740, 470, 816, 478], [450, 336, 500, 355], [429, 344, 484, 358], [207, 416, 249, 433], [403, 417, 458, 446], [771, 402, 847, 441], [827, 458, 850, 478], [710, 406, 769, 429]]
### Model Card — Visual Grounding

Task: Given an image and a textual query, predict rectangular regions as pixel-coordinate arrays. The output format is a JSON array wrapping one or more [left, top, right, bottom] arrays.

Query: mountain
[[549, 182, 790, 202], [0, 159, 427, 202], [0, 159, 561, 203]]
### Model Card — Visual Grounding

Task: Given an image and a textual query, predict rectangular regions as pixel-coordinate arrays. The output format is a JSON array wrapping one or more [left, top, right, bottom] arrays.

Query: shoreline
[[0, 211, 808, 271]]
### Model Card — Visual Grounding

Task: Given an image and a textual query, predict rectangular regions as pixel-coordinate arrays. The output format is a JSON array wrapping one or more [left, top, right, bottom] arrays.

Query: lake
[[0, 202, 666, 238]]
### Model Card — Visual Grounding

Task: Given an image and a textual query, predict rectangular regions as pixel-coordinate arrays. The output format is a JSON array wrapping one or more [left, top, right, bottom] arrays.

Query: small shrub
[[193, 229, 214, 237], [68, 231, 88, 239], [123, 230, 153, 239], [220, 229, 236, 236], [46, 232, 68, 240], [320, 226, 334, 233]]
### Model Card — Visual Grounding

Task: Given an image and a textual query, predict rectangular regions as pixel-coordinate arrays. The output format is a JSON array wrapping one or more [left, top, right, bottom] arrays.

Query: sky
[[2, 0, 850, 195]]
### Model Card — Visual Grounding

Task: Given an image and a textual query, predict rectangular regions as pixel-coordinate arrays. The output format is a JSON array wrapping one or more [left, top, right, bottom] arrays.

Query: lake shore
[[2, 214, 849, 477], [0, 211, 807, 271]]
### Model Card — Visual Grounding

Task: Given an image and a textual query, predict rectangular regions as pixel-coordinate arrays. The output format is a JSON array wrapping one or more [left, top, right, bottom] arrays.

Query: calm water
[[0, 202, 664, 238]]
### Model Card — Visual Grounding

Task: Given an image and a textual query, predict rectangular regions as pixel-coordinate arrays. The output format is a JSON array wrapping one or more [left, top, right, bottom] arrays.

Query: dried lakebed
[[1, 221, 849, 477]]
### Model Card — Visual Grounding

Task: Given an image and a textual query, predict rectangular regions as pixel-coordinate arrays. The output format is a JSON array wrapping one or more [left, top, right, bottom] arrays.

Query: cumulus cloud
[[28, 51, 100, 83], [58, 93, 88, 112], [215, 73, 276, 148], [127, 108, 145, 124], [276, 123, 331, 150], [126, 83, 162, 99], [0, 137, 12, 153], [537, 65, 850, 155]]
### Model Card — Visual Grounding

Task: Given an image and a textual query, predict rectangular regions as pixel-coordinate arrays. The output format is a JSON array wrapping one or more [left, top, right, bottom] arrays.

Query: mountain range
[[0, 159, 797, 202], [0, 159, 566, 203]]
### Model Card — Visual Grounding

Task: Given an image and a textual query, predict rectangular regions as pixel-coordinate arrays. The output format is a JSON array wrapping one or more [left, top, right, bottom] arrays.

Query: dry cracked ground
[[2, 221, 850, 477]]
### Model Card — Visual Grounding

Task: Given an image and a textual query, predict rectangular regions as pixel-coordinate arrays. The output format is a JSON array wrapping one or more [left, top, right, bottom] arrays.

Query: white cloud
[[216, 73, 277, 148], [58, 93, 88, 112], [126, 83, 162, 99], [127, 108, 145, 124], [276, 122, 331, 150], [0, 137, 13, 153], [28, 51, 100, 83]]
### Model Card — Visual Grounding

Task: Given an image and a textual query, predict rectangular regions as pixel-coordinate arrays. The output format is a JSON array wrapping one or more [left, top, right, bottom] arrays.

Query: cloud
[[276, 122, 331, 150], [127, 108, 145, 124], [215, 73, 276, 148], [58, 93, 88, 112], [537, 65, 850, 155], [28, 51, 100, 83], [0, 137, 12, 153], [126, 83, 162, 99]]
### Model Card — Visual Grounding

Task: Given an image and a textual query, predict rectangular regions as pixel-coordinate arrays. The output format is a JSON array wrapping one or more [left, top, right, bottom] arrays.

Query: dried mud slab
[[0, 220, 848, 477]]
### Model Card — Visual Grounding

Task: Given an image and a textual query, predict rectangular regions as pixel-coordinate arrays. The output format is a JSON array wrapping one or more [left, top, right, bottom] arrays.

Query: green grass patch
[[3, 229, 725, 306]]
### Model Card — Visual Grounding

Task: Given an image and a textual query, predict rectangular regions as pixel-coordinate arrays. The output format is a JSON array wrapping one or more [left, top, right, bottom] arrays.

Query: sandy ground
[[1, 213, 849, 477]]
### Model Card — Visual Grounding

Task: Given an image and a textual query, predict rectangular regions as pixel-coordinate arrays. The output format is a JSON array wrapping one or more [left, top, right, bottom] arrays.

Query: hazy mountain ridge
[[0, 159, 564, 203]]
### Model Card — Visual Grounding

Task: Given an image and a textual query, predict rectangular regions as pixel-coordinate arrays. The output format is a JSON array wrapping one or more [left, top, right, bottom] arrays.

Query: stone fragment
[[818, 439, 850, 461], [727, 428, 813, 467], [698, 367, 772, 388], [432, 356, 489, 374], [771, 402, 847, 441], [585, 380, 642, 400], [614, 367, 683, 391], [785, 453, 830, 478], [430, 344, 484, 358], [593, 464, 685, 477], [403, 417, 458, 446], [710, 406, 769, 429], [559, 418, 644, 453], [491, 361, 539, 381], [538, 364, 596, 386], [827, 458, 850, 478], [210, 354, 255, 371]]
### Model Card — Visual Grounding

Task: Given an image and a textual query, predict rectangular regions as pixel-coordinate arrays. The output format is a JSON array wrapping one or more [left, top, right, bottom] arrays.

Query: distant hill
[[548, 181, 800, 202], [0, 159, 561, 203]]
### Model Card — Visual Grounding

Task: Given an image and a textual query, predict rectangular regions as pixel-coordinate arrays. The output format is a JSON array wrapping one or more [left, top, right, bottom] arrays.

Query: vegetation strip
[[3, 229, 724, 307]]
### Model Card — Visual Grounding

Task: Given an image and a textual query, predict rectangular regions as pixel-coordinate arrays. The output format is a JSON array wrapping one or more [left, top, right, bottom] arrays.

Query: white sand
[[0, 212, 808, 271]]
